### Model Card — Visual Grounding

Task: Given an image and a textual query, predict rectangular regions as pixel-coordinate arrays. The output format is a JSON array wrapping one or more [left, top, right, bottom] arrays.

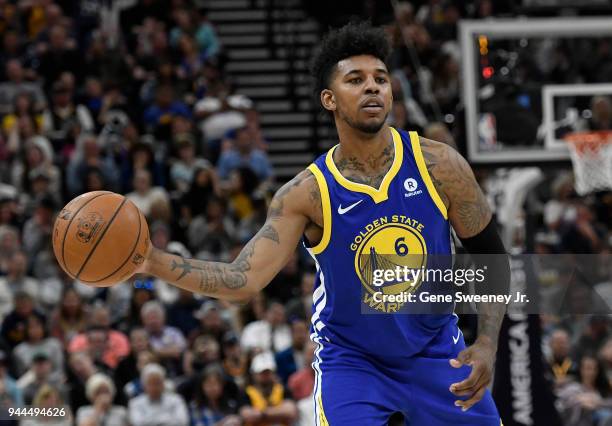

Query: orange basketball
[[52, 191, 150, 286]]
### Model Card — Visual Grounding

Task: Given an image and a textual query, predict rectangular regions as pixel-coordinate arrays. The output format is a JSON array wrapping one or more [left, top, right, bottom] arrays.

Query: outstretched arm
[[138, 170, 316, 303], [421, 137, 509, 411]]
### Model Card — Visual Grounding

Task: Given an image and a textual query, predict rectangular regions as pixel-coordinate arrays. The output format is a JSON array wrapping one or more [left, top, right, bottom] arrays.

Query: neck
[[334, 124, 391, 171]]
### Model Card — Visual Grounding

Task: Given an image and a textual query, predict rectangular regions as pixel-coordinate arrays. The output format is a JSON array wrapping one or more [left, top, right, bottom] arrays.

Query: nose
[[364, 75, 380, 94]]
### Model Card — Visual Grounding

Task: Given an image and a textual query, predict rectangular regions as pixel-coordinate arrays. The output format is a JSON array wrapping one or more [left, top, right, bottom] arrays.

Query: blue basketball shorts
[[311, 322, 502, 425]]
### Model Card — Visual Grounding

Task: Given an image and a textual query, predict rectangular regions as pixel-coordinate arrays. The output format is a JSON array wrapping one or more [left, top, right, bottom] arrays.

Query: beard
[[340, 109, 388, 134]]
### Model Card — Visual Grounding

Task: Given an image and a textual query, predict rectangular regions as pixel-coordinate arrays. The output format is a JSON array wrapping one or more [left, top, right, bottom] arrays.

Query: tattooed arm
[[137, 170, 317, 303], [421, 137, 509, 411]]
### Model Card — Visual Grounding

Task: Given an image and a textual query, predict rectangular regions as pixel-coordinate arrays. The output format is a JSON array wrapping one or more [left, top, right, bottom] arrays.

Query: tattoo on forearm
[[478, 303, 505, 347], [167, 222, 281, 294]]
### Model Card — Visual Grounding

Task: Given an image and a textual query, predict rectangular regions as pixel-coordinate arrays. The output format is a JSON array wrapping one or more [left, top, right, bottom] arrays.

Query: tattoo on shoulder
[[268, 170, 317, 220], [420, 137, 491, 236]]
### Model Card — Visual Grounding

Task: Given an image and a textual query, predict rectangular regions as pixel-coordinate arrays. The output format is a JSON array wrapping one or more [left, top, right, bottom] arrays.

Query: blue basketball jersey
[[305, 127, 454, 357]]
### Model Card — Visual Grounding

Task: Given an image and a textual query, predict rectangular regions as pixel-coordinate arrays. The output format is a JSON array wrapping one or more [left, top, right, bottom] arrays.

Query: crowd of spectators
[[0, 0, 610, 426], [0, 0, 310, 425]]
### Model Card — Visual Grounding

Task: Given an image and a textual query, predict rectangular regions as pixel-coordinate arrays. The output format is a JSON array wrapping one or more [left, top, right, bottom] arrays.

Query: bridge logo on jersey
[[351, 215, 428, 313]]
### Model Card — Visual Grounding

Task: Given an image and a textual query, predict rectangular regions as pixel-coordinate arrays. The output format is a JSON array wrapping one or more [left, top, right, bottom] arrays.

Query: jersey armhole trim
[[307, 164, 332, 254], [409, 131, 449, 219]]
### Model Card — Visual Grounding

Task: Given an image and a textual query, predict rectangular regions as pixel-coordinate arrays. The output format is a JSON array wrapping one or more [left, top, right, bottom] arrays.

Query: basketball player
[[136, 22, 509, 425]]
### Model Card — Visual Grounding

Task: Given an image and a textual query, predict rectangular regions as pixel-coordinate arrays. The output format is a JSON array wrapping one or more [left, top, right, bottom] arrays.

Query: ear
[[320, 89, 336, 112]]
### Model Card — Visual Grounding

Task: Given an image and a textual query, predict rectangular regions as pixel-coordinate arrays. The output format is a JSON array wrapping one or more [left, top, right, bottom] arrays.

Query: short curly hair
[[310, 21, 391, 102]]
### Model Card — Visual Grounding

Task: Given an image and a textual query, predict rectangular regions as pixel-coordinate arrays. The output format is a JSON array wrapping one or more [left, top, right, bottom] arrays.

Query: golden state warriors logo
[[351, 215, 427, 312]]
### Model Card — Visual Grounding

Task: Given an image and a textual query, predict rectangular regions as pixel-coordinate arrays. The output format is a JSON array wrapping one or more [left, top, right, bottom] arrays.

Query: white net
[[565, 132, 612, 195]]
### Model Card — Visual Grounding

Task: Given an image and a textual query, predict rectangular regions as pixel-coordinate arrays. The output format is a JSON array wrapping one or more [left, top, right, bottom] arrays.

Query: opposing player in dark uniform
[[136, 22, 509, 425]]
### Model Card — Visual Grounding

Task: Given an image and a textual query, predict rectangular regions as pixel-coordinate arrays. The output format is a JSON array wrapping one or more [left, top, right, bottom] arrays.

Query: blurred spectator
[[560, 205, 605, 254], [0, 225, 21, 273], [575, 316, 610, 362], [266, 251, 302, 303], [222, 333, 248, 389], [140, 300, 187, 376], [49, 287, 89, 347], [17, 351, 66, 405], [182, 335, 221, 378], [76, 373, 128, 426], [423, 122, 457, 150], [599, 338, 612, 387], [2, 92, 43, 143], [67, 305, 130, 370], [123, 349, 161, 399], [236, 192, 268, 243], [275, 319, 309, 385], [224, 167, 260, 222], [239, 351, 298, 425], [128, 363, 189, 426], [143, 85, 191, 141], [66, 352, 100, 413], [22, 196, 56, 269], [127, 168, 171, 218], [11, 136, 60, 199], [176, 35, 209, 82], [0, 251, 39, 317], [165, 289, 201, 338], [1, 291, 45, 349], [0, 60, 45, 115], [557, 354, 612, 426], [217, 127, 273, 183], [188, 197, 236, 260], [288, 341, 317, 401], [36, 25, 81, 91], [171, 138, 212, 194], [193, 8, 221, 59], [286, 271, 316, 321], [0, 350, 23, 409], [13, 315, 64, 378], [118, 287, 155, 334], [66, 134, 119, 197], [41, 81, 93, 156], [21, 383, 72, 426], [189, 300, 230, 347], [188, 365, 241, 426], [115, 327, 151, 392], [587, 96, 612, 131], [546, 328, 577, 389], [241, 301, 291, 353], [120, 140, 166, 193]]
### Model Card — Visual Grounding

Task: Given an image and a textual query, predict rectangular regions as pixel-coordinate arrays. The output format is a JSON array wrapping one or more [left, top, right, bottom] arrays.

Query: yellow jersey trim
[[307, 164, 332, 255], [324, 127, 403, 204], [317, 394, 330, 426], [409, 131, 448, 219]]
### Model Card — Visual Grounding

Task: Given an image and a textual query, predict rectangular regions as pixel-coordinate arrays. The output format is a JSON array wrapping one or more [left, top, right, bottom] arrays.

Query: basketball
[[52, 191, 150, 287]]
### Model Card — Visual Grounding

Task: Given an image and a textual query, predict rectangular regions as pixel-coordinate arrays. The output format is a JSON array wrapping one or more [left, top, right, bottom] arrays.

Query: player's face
[[324, 55, 392, 134]]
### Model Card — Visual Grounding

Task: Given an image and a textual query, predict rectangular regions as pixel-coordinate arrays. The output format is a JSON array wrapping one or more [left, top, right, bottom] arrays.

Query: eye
[[349, 78, 362, 84], [376, 77, 388, 84]]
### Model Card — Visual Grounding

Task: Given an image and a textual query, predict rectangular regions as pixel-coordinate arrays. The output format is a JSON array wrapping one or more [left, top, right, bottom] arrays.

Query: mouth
[[361, 99, 384, 113]]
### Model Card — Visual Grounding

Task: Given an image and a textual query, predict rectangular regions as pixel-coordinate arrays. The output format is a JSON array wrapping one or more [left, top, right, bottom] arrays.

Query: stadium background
[[0, 0, 611, 425]]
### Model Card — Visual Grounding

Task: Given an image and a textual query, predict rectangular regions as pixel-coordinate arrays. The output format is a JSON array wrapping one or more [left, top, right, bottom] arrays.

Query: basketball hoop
[[564, 131, 612, 195]]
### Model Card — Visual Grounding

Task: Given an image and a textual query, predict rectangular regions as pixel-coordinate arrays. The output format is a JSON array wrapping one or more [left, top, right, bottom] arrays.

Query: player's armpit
[[140, 170, 316, 303], [419, 137, 492, 238]]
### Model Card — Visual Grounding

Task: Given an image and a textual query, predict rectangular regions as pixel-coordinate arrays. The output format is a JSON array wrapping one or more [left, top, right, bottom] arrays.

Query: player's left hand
[[448, 338, 496, 412]]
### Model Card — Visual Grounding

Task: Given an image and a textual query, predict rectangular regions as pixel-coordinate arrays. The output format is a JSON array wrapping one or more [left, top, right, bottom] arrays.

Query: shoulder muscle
[[419, 137, 492, 238]]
